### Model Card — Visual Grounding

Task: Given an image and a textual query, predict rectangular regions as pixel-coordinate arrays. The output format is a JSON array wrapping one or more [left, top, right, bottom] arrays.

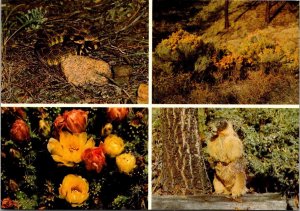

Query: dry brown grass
[[153, 72, 192, 104], [190, 71, 299, 104]]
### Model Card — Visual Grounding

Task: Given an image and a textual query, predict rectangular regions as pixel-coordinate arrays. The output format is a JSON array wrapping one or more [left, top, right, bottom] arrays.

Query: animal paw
[[231, 187, 247, 198]]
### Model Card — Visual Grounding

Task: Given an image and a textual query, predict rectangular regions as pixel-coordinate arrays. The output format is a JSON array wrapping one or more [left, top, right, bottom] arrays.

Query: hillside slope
[[153, 0, 299, 104]]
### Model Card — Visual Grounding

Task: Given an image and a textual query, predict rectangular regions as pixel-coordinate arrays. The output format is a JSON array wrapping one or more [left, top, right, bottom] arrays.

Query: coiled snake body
[[35, 28, 100, 66]]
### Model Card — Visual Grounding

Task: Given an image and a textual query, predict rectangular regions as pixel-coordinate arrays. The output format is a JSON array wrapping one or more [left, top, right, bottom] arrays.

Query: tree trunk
[[265, 1, 271, 23], [224, 0, 230, 29], [160, 108, 212, 195]]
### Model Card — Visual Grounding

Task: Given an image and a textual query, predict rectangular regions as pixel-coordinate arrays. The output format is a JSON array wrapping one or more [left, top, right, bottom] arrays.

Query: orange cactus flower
[[53, 109, 88, 134], [63, 109, 88, 133], [54, 115, 65, 132], [1, 197, 18, 209], [107, 108, 129, 122], [82, 145, 106, 173]]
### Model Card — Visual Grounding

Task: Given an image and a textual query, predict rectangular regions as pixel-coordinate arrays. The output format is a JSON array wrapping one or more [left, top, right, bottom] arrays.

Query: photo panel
[[152, 0, 299, 104], [1, 107, 148, 209], [152, 107, 299, 210], [1, 0, 149, 104]]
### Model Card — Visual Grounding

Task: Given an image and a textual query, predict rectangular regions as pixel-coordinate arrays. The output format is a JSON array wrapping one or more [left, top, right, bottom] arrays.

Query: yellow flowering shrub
[[47, 131, 95, 167], [103, 134, 125, 157], [155, 29, 203, 62], [258, 47, 284, 64], [211, 51, 253, 82], [231, 32, 297, 73], [59, 174, 89, 207], [116, 153, 136, 175]]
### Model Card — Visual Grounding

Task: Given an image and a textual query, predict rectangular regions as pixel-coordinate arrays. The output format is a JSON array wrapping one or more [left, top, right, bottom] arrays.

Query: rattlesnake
[[34, 28, 100, 66], [34, 27, 141, 103]]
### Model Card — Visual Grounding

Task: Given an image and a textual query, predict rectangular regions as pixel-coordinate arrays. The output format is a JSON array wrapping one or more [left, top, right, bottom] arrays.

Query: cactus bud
[[63, 109, 88, 133], [101, 123, 113, 137], [12, 107, 27, 119], [10, 119, 30, 143], [39, 119, 51, 137], [9, 148, 21, 159], [9, 179, 19, 192], [107, 108, 129, 122]]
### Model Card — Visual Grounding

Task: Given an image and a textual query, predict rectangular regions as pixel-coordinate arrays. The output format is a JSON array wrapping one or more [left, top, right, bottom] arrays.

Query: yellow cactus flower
[[116, 153, 136, 175], [59, 174, 89, 207], [47, 131, 95, 167], [103, 135, 125, 157]]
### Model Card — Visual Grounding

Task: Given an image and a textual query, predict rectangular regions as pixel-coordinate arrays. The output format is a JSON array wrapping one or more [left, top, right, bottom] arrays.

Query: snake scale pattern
[[35, 28, 100, 66]]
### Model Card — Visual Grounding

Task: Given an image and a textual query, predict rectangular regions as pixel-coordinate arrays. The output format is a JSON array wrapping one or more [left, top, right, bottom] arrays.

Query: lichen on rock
[[61, 55, 112, 86]]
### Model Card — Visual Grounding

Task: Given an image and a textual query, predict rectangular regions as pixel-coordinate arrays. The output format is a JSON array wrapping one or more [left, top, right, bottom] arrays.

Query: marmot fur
[[207, 120, 247, 198]]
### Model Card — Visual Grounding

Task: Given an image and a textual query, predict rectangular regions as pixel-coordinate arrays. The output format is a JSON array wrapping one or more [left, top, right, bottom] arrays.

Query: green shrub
[[152, 54, 174, 74], [17, 7, 47, 31], [194, 55, 211, 74], [203, 108, 299, 194], [155, 29, 203, 62], [111, 195, 129, 209], [234, 32, 297, 74]]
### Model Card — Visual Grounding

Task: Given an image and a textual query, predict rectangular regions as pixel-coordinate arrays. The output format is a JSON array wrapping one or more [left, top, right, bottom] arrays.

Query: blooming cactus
[[116, 153, 137, 175], [103, 135, 125, 157], [47, 131, 95, 167], [54, 109, 88, 134], [59, 174, 89, 207], [82, 145, 106, 173]]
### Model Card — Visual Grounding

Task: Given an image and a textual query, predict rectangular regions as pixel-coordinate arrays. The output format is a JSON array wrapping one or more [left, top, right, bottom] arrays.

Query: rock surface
[[137, 83, 148, 104], [113, 65, 133, 85], [61, 55, 112, 86]]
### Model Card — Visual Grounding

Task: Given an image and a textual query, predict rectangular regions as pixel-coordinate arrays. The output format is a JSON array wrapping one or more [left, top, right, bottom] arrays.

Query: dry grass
[[190, 71, 299, 104], [153, 72, 192, 104]]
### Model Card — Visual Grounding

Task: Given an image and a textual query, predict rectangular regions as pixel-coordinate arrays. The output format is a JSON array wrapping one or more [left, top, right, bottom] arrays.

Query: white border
[[148, 102, 152, 210], [148, 0, 153, 209], [1, 0, 300, 210], [151, 104, 300, 108], [1, 104, 299, 109]]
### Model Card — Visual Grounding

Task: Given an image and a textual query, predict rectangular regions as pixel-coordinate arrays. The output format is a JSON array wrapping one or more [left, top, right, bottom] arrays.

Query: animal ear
[[207, 118, 226, 128], [217, 120, 228, 132]]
